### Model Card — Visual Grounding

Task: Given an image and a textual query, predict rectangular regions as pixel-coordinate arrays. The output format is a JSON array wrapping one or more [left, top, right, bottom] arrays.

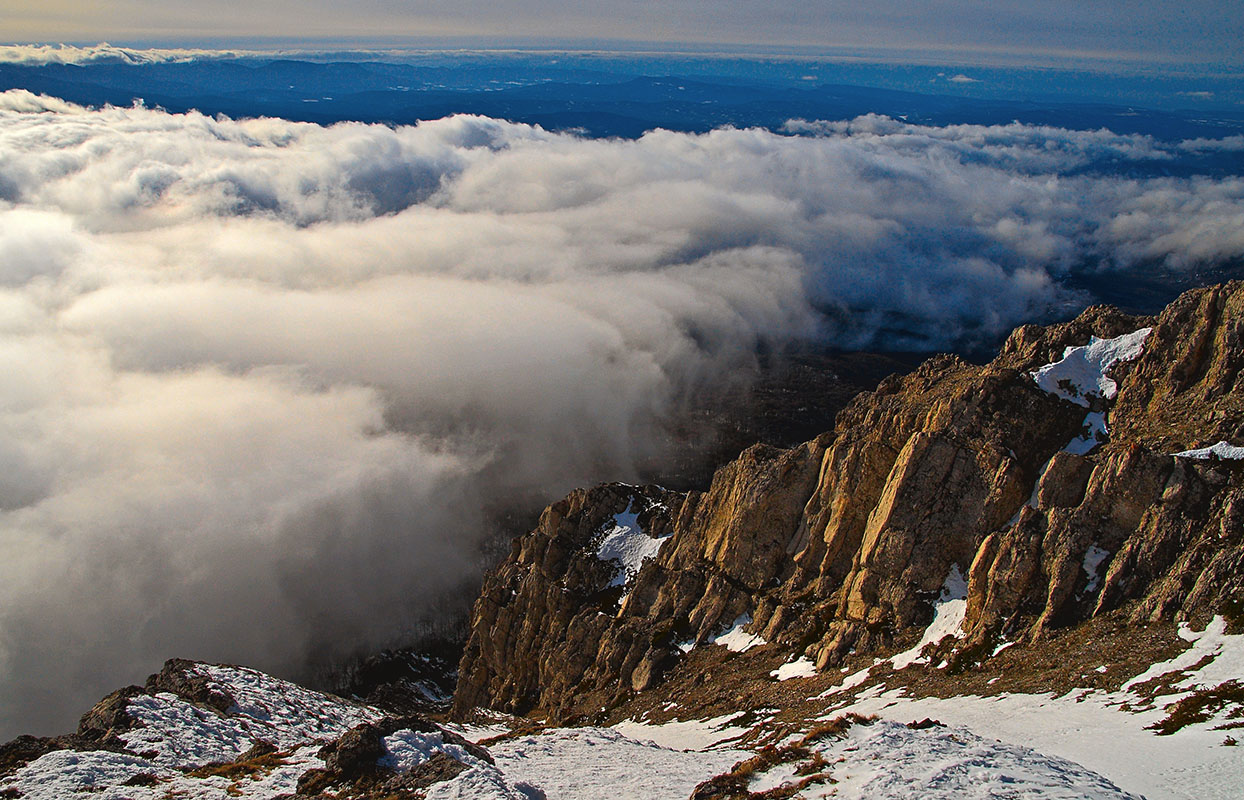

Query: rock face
[[454, 282, 1244, 720]]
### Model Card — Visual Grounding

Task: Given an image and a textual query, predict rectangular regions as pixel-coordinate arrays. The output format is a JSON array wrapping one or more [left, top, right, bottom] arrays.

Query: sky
[[3, 0, 1242, 67]]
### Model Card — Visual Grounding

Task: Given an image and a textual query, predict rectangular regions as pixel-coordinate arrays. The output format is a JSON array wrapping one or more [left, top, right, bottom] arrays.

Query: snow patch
[[121, 691, 254, 767], [1082, 544, 1111, 593], [793, 719, 1140, 799], [1121, 615, 1238, 692], [833, 616, 1244, 800], [381, 729, 482, 771], [194, 663, 381, 749], [613, 713, 751, 751], [708, 614, 768, 652], [595, 501, 670, 592], [1031, 328, 1152, 407], [1173, 441, 1244, 460], [1065, 410, 1109, 455], [891, 565, 968, 670], [491, 726, 743, 799], [771, 656, 818, 681]]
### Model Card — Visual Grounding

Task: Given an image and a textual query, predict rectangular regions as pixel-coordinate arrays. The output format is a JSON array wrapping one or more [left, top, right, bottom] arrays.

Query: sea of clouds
[[1, 88, 1242, 737]]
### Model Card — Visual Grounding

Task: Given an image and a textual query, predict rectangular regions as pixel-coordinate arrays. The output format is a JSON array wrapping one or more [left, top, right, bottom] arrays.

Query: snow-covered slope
[[0, 660, 532, 800]]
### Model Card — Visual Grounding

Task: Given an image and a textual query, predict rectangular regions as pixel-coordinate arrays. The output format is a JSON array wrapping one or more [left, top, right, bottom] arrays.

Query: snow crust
[[121, 692, 256, 767], [490, 726, 743, 799], [114, 663, 383, 769], [834, 616, 1244, 800], [381, 728, 482, 771], [1031, 328, 1152, 407], [786, 719, 1141, 799], [1173, 441, 1244, 460], [1, 662, 518, 800], [1, 744, 323, 800], [195, 663, 382, 747], [612, 712, 752, 751], [595, 503, 670, 591]]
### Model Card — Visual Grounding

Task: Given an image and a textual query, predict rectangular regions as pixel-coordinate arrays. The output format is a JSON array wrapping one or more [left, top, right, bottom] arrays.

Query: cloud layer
[[0, 90, 1242, 737]]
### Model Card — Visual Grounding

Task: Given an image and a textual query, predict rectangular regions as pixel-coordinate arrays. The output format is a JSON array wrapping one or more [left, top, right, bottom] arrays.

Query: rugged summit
[[0, 659, 534, 799], [454, 282, 1244, 721]]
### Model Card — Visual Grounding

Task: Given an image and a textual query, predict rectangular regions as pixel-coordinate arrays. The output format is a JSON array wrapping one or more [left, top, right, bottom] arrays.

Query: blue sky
[[4, 1, 1241, 67]]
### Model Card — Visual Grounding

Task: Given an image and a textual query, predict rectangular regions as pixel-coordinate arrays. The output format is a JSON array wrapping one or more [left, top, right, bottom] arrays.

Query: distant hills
[[3, 56, 1243, 145]]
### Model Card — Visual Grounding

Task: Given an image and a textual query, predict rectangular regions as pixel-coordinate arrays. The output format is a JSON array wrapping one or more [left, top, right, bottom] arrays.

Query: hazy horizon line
[[4, 38, 1240, 75]]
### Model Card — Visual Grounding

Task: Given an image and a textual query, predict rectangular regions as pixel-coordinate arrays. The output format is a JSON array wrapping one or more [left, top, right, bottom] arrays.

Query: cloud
[[1, 92, 1243, 737], [0, 43, 254, 66], [948, 73, 980, 83]]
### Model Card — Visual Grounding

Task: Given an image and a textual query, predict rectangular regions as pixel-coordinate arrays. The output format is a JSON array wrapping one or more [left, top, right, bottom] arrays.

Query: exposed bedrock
[[454, 282, 1244, 720]]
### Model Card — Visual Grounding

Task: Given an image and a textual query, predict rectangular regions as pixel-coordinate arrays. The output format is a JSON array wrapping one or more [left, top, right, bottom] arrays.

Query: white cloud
[[0, 43, 256, 66], [1, 91, 1243, 737]]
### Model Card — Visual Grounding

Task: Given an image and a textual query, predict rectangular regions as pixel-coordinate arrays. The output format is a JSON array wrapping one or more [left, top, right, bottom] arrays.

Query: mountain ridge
[[453, 281, 1244, 723]]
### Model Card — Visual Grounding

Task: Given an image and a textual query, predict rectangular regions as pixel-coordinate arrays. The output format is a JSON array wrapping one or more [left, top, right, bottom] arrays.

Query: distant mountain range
[[4, 56, 1243, 146]]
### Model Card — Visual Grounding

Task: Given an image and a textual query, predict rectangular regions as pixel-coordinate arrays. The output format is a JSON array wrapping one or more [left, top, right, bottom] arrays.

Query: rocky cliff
[[454, 282, 1244, 721]]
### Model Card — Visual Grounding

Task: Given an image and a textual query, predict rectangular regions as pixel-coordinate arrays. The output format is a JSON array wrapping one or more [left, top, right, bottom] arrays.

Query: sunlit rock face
[[457, 282, 1244, 720]]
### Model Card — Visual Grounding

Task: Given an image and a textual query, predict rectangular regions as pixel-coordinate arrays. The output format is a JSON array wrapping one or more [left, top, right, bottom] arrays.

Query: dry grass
[[186, 753, 284, 780], [1149, 680, 1244, 735], [799, 713, 877, 745]]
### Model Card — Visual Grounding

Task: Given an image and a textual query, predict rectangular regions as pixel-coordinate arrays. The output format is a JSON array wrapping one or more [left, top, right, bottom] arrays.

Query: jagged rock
[[146, 657, 235, 713], [76, 685, 144, 742], [4, 661, 520, 800], [455, 282, 1244, 721]]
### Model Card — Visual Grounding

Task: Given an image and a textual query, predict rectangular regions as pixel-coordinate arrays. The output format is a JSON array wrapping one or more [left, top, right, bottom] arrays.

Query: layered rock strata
[[454, 282, 1244, 719]]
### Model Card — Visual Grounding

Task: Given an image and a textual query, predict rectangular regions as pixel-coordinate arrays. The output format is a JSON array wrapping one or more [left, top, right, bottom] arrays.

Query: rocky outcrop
[[455, 282, 1244, 720], [2, 659, 527, 799]]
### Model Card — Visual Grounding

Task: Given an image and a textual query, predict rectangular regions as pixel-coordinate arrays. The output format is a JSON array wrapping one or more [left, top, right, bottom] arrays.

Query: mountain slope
[[453, 281, 1244, 741]]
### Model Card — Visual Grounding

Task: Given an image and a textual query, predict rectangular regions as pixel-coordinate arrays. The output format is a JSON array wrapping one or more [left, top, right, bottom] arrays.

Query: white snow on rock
[[1030, 327, 1151, 455], [0, 744, 325, 800], [814, 665, 875, 698], [381, 730, 530, 800], [195, 663, 381, 747], [595, 502, 670, 591], [784, 719, 1141, 799], [0, 749, 169, 800], [1121, 615, 1241, 694], [771, 656, 818, 681], [1082, 544, 1111, 593], [1065, 409, 1109, 455], [490, 726, 744, 800], [425, 764, 537, 800], [1031, 328, 1152, 407], [891, 565, 968, 670], [705, 613, 768, 653], [121, 691, 256, 767], [115, 664, 382, 768], [0, 661, 520, 800], [380, 728, 482, 771], [677, 613, 768, 653], [1173, 441, 1244, 460]]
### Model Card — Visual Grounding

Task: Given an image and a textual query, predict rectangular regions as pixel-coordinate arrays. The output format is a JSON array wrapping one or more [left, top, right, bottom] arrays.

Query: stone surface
[[455, 282, 1244, 720]]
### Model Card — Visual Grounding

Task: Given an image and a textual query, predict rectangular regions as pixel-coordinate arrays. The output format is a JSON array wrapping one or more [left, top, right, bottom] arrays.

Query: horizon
[[6, 0, 1242, 69]]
